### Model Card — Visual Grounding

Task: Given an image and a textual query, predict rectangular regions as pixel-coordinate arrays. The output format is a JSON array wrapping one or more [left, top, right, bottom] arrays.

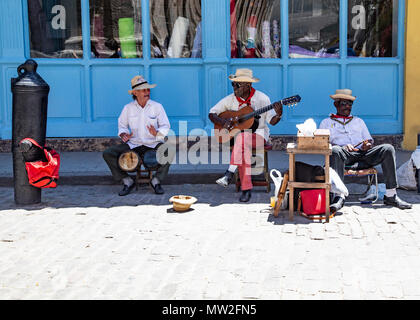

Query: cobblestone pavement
[[0, 184, 420, 300]]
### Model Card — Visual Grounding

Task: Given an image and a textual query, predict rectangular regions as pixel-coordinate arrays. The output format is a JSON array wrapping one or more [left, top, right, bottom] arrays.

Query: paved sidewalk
[[0, 183, 420, 299]]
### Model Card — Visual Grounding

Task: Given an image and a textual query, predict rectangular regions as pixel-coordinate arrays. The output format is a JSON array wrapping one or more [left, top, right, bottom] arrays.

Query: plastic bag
[[359, 183, 386, 202], [396, 159, 417, 190], [411, 148, 420, 169], [329, 167, 349, 197], [269, 169, 283, 199]]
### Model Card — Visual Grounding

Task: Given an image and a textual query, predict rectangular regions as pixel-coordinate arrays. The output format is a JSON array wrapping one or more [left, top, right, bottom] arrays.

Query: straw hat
[[330, 89, 356, 101], [228, 68, 260, 83], [169, 195, 198, 212], [128, 75, 156, 94]]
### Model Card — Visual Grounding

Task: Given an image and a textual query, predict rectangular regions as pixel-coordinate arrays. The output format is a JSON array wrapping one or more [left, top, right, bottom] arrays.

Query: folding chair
[[344, 164, 379, 204]]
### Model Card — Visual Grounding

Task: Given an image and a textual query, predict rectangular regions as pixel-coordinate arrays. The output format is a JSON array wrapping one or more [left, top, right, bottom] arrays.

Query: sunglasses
[[338, 100, 353, 107], [231, 82, 250, 89]]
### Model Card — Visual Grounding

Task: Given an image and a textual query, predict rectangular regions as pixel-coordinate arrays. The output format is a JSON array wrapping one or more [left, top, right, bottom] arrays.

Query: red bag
[[299, 189, 326, 215], [20, 138, 60, 188]]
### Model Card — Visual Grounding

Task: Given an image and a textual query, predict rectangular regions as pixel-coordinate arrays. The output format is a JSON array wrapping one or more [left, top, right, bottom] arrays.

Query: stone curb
[[0, 135, 404, 152]]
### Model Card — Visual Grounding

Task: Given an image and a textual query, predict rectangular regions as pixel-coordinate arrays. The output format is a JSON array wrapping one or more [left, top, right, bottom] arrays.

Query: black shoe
[[216, 170, 234, 187], [330, 196, 345, 213], [119, 183, 135, 196], [151, 183, 164, 195], [239, 190, 251, 202], [383, 195, 412, 209]]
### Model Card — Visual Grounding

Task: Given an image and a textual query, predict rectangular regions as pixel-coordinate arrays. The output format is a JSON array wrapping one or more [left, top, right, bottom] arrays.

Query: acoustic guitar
[[214, 95, 301, 143]]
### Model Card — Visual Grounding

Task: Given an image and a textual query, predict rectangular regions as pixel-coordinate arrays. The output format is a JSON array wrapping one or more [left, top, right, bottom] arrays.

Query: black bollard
[[11, 59, 50, 205]]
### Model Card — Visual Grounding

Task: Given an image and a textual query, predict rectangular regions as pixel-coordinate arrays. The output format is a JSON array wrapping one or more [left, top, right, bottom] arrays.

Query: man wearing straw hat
[[319, 89, 411, 212], [209, 68, 283, 202], [103, 75, 171, 196]]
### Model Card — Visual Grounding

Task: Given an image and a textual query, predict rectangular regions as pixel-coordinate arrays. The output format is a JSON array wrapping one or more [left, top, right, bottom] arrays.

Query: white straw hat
[[128, 75, 157, 94], [330, 89, 356, 101], [228, 68, 259, 83]]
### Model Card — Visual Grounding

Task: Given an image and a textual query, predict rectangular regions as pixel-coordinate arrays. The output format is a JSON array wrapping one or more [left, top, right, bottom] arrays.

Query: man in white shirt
[[209, 68, 283, 202], [103, 75, 171, 196], [319, 89, 411, 211]]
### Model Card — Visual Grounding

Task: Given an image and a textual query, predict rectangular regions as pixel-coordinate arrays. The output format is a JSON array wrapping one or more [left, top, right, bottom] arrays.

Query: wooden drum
[[118, 150, 140, 172]]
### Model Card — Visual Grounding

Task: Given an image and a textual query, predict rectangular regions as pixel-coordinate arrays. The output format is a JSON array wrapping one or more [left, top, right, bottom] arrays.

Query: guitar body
[[214, 106, 255, 143], [213, 95, 301, 144]]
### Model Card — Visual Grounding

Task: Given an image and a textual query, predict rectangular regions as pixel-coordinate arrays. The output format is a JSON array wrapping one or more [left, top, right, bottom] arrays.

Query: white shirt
[[319, 115, 373, 147], [209, 90, 276, 141], [118, 99, 170, 149]]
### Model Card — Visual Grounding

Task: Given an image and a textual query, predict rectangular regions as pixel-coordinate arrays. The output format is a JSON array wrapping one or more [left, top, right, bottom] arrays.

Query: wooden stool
[[135, 163, 155, 188], [234, 144, 272, 193], [118, 150, 158, 189]]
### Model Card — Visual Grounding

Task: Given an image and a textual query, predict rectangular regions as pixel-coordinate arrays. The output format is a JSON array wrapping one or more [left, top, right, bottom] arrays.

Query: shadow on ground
[[1, 184, 419, 224]]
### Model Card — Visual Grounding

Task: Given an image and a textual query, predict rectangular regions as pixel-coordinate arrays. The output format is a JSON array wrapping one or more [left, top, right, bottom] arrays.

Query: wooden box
[[297, 129, 330, 150]]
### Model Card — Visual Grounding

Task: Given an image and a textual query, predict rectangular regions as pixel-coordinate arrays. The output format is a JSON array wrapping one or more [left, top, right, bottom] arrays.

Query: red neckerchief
[[330, 113, 353, 120], [236, 87, 256, 107], [330, 113, 354, 125]]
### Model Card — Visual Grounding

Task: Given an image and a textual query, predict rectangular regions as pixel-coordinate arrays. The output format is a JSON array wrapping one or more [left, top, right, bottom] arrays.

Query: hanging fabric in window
[[289, 0, 340, 58], [150, 0, 202, 58], [89, 0, 142, 58], [348, 0, 398, 57], [231, 0, 281, 59]]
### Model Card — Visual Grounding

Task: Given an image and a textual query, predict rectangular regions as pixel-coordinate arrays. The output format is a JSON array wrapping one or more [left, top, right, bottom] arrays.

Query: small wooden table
[[286, 143, 332, 222]]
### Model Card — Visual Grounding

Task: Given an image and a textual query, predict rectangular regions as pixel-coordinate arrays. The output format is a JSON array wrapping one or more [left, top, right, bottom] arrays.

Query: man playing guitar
[[209, 68, 283, 202]]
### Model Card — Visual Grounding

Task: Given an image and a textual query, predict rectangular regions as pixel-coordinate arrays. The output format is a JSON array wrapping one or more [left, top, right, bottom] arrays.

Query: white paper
[[296, 118, 317, 136]]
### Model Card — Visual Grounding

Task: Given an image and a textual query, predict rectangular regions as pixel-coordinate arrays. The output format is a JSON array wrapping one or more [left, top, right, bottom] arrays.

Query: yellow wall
[[404, 0, 420, 150]]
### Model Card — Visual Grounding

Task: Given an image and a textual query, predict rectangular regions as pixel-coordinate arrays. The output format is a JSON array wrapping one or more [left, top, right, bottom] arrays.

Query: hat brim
[[128, 83, 157, 94], [228, 75, 259, 83], [169, 195, 198, 205], [330, 94, 356, 101]]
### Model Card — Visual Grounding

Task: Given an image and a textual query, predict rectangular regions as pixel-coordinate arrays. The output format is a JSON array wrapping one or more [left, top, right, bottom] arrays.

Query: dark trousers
[[331, 144, 397, 190], [102, 143, 171, 183]]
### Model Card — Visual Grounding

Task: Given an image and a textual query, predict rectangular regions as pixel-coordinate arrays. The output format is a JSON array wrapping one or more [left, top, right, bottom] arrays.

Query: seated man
[[319, 89, 412, 212], [103, 75, 171, 196], [208, 68, 283, 202]]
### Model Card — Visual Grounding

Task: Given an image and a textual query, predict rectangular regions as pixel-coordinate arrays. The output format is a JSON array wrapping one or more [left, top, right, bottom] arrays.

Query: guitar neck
[[239, 102, 277, 121]]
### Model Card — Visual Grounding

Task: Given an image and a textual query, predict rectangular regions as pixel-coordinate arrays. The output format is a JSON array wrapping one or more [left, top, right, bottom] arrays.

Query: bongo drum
[[118, 150, 140, 172]]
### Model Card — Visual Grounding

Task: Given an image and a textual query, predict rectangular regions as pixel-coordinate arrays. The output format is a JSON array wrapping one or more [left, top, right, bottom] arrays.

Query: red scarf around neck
[[330, 113, 353, 120], [236, 87, 256, 107]]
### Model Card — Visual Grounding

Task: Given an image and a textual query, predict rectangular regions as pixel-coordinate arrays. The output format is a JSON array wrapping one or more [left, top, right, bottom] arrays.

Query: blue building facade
[[0, 0, 406, 140]]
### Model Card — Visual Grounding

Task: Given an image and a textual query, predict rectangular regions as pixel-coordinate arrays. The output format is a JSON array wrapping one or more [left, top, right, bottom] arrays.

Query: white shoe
[[216, 171, 234, 188]]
